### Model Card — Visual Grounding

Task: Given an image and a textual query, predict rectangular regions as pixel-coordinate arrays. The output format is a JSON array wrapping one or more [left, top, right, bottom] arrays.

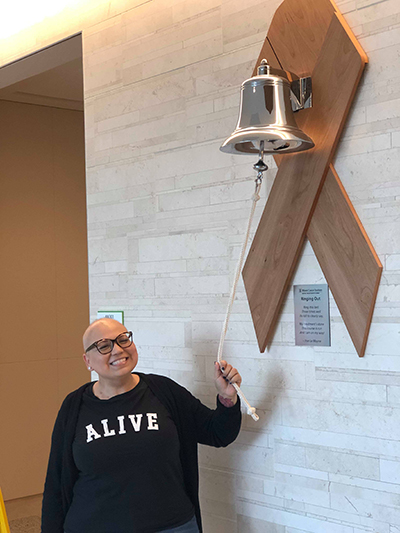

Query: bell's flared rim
[[220, 126, 315, 155]]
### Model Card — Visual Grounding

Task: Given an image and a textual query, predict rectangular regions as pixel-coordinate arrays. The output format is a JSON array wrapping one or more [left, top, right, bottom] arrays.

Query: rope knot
[[247, 406, 259, 421]]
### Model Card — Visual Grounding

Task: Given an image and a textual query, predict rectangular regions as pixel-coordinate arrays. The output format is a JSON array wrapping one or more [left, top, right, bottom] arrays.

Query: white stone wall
[[82, 0, 400, 531]]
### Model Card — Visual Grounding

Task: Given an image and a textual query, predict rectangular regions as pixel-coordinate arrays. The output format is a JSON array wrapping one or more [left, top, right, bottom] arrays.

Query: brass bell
[[220, 60, 314, 155]]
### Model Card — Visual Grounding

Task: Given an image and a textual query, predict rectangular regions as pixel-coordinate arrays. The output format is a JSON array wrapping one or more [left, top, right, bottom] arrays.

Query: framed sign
[[294, 284, 330, 346], [97, 310, 124, 324]]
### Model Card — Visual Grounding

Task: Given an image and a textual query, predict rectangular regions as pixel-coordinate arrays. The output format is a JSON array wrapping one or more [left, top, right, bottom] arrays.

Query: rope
[[217, 179, 262, 421]]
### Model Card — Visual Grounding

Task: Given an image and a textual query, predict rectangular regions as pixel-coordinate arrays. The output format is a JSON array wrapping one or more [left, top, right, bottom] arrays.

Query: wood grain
[[252, 37, 282, 75], [307, 168, 382, 356], [242, 13, 366, 352], [265, 0, 335, 76]]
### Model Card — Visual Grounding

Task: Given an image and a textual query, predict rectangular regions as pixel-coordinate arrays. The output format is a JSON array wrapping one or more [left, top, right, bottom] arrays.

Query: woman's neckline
[[92, 374, 141, 400]]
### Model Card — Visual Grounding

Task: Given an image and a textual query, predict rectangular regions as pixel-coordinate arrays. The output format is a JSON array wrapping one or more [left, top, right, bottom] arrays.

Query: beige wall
[[0, 101, 89, 500]]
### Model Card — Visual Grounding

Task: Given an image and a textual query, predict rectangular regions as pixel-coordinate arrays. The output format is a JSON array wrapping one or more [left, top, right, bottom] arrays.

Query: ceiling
[[0, 35, 83, 111]]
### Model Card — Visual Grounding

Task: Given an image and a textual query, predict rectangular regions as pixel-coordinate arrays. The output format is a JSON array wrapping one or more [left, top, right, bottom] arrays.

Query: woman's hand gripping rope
[[214, 360, 241, 404], [214, 360, 259, 421]]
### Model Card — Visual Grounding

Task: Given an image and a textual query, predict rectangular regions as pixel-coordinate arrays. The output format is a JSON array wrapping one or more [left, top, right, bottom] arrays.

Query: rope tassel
[[217, 178, 263, 422]]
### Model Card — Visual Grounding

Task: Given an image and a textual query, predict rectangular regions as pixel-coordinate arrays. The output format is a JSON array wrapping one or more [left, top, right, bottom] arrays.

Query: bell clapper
[[253, 140, 268, 194]]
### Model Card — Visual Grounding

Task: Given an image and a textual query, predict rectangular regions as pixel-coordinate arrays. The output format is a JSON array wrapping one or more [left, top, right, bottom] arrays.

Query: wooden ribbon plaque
[[242, 0, 382, 357]]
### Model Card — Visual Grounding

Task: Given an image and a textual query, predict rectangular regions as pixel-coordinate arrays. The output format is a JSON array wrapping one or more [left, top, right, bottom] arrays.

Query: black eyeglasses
[[85, 331, 133, 355]]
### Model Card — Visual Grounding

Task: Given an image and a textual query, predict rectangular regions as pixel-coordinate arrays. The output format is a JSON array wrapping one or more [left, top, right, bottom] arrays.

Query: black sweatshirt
[[41, 373, 241, 533], [64, 380, 195, 532]]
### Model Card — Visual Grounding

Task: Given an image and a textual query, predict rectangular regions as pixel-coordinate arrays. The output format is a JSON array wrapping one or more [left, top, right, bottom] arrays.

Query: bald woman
[[41, 318, 242, 533]]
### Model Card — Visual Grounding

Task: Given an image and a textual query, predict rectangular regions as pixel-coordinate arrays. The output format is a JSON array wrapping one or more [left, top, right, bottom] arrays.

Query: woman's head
[[82, 318, 138, 381]]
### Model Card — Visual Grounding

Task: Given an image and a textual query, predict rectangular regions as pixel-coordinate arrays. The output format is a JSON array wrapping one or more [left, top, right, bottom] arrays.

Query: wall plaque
[[294, 284, 330, 346], [97, 310, 124, 324]]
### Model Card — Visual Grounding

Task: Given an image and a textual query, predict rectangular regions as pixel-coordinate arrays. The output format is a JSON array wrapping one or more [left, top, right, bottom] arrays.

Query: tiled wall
[[2, 0, 400, 530], [81, 1, 400, 531], [82, 0, 400, 531]]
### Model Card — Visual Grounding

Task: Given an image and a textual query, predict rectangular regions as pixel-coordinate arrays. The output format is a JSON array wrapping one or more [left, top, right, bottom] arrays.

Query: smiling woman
[[82, 320, 140, 399], [41, 318, 242, 533]]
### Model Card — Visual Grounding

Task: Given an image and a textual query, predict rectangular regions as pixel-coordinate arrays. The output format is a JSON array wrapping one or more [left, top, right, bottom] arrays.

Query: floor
[[4, 494, 42, 533]]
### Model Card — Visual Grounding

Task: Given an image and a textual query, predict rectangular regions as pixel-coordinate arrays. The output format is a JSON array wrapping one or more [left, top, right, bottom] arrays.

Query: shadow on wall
[[198, 366, 282, 533]]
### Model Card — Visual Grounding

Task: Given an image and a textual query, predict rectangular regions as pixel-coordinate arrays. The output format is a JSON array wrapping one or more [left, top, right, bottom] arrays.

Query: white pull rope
[[217, 180, 262, 421]]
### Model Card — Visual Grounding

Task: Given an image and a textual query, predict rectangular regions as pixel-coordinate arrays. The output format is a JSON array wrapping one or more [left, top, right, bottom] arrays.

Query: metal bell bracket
[[290, 74, 313, 112]]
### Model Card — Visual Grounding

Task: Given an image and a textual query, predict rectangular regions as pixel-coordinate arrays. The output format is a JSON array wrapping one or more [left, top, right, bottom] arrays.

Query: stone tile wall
[[2, 0, 400, 530], [82, 0, 400, 531]]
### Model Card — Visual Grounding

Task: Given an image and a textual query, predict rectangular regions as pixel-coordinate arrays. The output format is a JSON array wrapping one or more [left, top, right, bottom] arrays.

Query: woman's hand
[[214, 360, 242, 405]]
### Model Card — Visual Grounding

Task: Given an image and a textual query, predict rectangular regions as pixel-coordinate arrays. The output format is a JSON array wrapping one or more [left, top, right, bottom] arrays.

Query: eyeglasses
[[85, 331, 133, 355]]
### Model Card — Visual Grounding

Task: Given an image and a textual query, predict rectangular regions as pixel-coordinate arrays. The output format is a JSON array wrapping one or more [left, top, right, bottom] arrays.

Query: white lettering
[[86, 424, 101, 443], [101, 419, 116, 437], [147, 413, 159, 430], [117, 415, 126, 435], [86, 413, 160, 442], [128, 414, 143, 432]]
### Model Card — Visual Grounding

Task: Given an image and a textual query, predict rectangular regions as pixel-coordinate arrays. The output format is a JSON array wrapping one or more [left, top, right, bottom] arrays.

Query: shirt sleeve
[[192, 393, 241, 447], [167, 380, 241, 447], [139, 373, 242, 448]]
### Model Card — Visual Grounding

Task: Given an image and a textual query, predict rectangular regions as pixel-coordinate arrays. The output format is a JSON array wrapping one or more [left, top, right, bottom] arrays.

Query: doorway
[[0, 33, 89, 512]]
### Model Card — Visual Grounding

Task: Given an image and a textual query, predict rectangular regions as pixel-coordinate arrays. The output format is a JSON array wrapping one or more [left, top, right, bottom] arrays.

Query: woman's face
[[83, 319, 138, 381]]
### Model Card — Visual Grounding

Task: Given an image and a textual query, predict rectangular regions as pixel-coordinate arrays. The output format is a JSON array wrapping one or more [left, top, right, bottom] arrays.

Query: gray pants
[[64, 516, 199, 533], [64, 515, 200, 533], [159, 515, 199, 533]]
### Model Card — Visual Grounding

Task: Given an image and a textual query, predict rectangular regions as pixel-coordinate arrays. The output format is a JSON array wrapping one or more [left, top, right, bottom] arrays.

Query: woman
[[41, 318, 242, 533]]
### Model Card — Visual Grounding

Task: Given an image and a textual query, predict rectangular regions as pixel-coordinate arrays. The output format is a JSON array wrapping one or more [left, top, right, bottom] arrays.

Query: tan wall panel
[[0, 100, 89, 499], [0, 360, 58, 499], [57, 357, 88, 405], [0, 102, 58, 363]]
